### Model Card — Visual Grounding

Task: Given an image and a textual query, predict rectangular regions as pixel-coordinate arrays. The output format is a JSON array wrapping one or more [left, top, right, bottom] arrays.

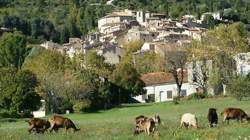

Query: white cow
[[180, 113, 198, 128]]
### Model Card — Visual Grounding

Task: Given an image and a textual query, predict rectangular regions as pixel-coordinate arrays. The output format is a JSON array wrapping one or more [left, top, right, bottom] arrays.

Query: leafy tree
[[84, 50, 113, 78], [134, 51, 165, 74], [0, 32, 29, 69], [188, 23, 249, 94], [202, 14, 216, 29], [111, 61, 145, 103], [227, 76, 250, 101], [2, 15, 30, 34], [0, 68, 41, 115]]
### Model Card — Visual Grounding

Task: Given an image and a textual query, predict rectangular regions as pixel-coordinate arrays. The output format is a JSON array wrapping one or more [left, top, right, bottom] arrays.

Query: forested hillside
[[0, 0, 250, 44]]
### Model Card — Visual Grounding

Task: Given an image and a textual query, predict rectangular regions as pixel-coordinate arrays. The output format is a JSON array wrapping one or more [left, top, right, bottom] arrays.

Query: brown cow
[[222, 108, 250, 124], [48, 115, 80, 132], [27, 118, 50, 134]]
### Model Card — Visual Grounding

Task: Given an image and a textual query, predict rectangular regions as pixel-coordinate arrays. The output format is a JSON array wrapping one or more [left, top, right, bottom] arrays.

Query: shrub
[[187, 92, 207, 100], [227, 76, 250, 101], [58, 100, 73, 114], [73, 100, 91, 113], [173, 96, 180, 104]]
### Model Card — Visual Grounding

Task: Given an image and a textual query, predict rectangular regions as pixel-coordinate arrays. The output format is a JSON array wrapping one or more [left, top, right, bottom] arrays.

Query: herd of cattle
[[27, 107, 250, 135]]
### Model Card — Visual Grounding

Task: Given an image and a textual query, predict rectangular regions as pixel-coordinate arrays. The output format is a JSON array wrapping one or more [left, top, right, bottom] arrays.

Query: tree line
[[0, 32, 145, 117]]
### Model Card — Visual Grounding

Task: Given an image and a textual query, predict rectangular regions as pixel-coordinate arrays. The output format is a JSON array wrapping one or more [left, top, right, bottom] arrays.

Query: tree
[[23, 48, 68, 113], [188, 23, 249, 94], [84, 50, 113, 78], [165, 50, 187, 97], [202, 14, 216, 29], [0, 68, 41, 115], [189, 60, 211, 93], [0, 32, 29, 69], [227, 76, 250, 101], [134, 51, 165, 74], [111, 61, 145, 103]]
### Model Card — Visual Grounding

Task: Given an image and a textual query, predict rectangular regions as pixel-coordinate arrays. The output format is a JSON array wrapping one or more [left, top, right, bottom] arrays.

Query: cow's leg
[[223, 116, 229, 124], [223, 116, 227, 123], [65, 127, 68, 134], [28, 125, 34, 134], [49, 122, 56, 133], [180, 122, 183, 128]]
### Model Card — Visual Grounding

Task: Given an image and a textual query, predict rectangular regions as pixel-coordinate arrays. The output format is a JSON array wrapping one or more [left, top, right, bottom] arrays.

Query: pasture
[[1, 97, 250, 140]]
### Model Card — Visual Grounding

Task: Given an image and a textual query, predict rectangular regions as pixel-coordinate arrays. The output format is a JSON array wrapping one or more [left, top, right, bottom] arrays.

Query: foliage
[[111, 61, 145, 103], [187, 92, 207, 100], [134, 51, 165, 74], [0, 0, 113, 43], [188, 23, 249, 93], [73, 100, 91, 113], [227, 76, 250, 101], [202, 14, 216, 29], [0, 67, 41, 115], [0, 32, 29, 69], [172, 96, 180, 105], [84, 50, 113, 78], [123, 40, 144, 54], [23, 48, 131, 113]]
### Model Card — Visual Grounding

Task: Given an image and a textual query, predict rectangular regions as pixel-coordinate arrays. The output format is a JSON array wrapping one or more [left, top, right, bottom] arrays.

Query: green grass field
[[1, 97, 250, 140]]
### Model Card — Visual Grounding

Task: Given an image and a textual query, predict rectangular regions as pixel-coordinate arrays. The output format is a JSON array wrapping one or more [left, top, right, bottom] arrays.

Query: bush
[[73, 100, 91, 113], [227, 76, 250, 101], [58, 100, 73, 114], [187, 93, 207, 100], [173, 96, 180, 104]]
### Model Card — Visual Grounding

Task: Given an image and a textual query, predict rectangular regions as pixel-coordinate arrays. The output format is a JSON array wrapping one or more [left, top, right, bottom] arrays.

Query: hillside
[[1, 97, 250, 140], [0, 0, 249, 44]]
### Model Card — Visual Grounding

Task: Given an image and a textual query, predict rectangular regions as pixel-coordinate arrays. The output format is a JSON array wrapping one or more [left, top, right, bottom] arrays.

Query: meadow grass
[[1, 97, 250, 140]]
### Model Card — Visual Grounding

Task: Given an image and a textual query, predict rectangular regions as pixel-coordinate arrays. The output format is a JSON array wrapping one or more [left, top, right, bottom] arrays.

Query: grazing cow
[[27, 118, 50, 134], [48, 115, 80, 132], [222, 108, 250, 123], [180, 113, 198, 128], [208, 108, 218, 127], [134, 114, 161, 135]]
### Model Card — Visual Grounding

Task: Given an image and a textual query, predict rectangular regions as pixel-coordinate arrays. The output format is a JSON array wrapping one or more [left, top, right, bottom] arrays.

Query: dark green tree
[[111, 61, 145, 103], [0, 32, 29, 69], [0, 68, 41, 115]]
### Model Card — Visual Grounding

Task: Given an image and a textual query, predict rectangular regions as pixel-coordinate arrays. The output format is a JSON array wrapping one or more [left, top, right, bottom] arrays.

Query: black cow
[[208, 108, 218, 127]]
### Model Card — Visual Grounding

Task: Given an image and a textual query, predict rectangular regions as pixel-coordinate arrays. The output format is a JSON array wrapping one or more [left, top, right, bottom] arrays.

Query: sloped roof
[[140, 71, 188, 86]]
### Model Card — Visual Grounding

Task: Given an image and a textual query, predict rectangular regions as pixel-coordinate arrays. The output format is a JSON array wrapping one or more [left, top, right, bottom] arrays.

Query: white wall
[[235, 53, 250, 75]]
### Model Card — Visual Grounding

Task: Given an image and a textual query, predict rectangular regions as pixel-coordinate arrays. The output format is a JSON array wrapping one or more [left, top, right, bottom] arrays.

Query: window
[[167, 91, 173, 99], [180, 90, 187, 97]]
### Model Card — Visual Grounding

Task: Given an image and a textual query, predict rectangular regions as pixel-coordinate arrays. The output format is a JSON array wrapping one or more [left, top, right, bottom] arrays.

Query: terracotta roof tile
[[140, 71, 188, 86]]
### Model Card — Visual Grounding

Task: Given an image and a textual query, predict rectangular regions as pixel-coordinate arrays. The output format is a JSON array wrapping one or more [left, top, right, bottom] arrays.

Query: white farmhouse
[[133, 72, 196, 103]]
